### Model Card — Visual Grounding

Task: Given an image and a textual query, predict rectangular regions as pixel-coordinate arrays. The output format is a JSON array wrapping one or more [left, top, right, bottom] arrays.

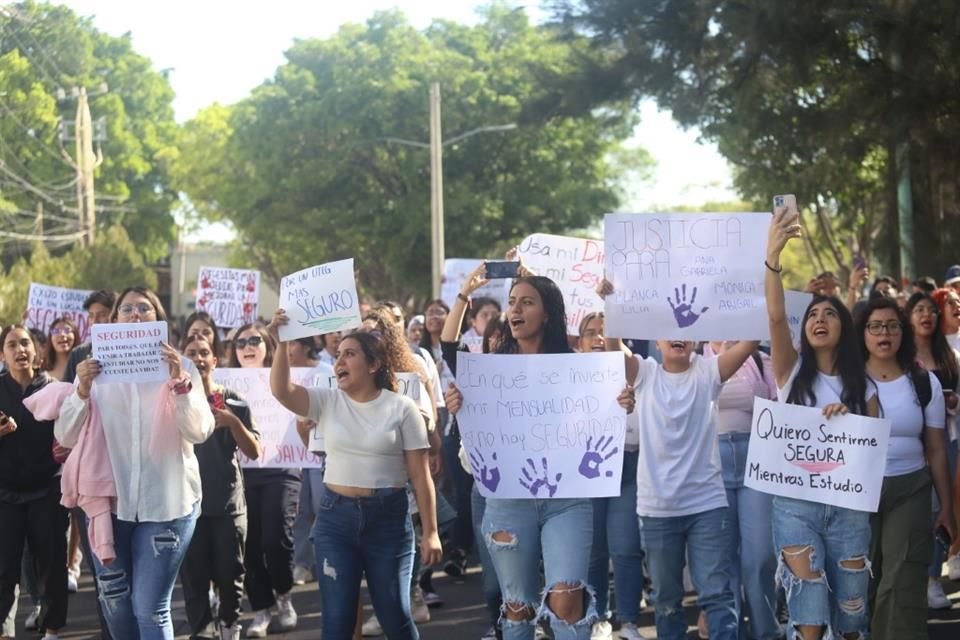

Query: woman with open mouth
[[766, 204, 879, 640], [444, 275, 636, 640], [43, 319, 79, 383], [227, 323, 300, 638], [0, 325, 69, 640], [268, 315, 440, 639], [856, 296, 953, 638]]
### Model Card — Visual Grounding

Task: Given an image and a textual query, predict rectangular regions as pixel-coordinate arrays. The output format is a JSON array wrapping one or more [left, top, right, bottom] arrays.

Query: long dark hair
[[786, 295, 868, 414], [341, 332, 397, 392], [418, 299, 450, 353], [181, 311, 223, 359], [856, 296, 916, 373], [906, 291, 959, 388], [497, 276, 571, 355], [43, 317, 79, 371], [0, 324, 42, 374]]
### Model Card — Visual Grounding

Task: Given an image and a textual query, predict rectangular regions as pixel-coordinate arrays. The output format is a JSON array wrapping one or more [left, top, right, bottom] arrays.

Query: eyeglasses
[[911, 305, 939, 316], [118, 303, 155, 316], [234, 336, 263, 349], [425, 309, 447, 317], [865, 321, 902, 335], [50, 327, 74, 337]]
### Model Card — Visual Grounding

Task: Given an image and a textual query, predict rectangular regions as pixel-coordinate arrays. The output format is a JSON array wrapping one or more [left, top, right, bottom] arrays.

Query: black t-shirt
[[194, 388, 259, 516], [0, 371, 57, 503]]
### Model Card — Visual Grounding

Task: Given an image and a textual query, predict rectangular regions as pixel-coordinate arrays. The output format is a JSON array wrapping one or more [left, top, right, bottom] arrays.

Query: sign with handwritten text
[[785, 290, 813, 346], [441, 259, 509, 310], [455, 352, 626, 499], [603, 212, 770, 340], [195, 266, 259, 328], [517, 233, 605, 335], [214, 366, 332, 469], [25, 283, 93, 341], [91, 321, 168, 384], [744, 397, 891, 512], [278, 259, 361, 341]]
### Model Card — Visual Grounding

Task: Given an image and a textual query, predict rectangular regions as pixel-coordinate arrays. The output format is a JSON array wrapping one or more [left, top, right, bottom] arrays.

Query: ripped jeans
[[482, 497, 596, 640], [772, 496, 871, 639], [89, 502, 199, 640]]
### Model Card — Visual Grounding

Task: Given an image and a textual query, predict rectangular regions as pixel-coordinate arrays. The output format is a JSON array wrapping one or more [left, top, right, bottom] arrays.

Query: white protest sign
[[516, 233, 605, 335], [278, 259, 361, 341], [744, 397, 891, 512], [785, 290, 813, 346], [441, 259, 508, 309], [25, 283, 93, 341], [214, 366, 332, 469], [455, 352, 627, 499], [91, 321, 168, 384], [603, 212, 770, 340], [195, 266, 260, 328]]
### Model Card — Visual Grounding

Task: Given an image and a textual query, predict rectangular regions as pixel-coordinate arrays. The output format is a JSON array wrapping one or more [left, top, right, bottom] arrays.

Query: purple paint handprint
[[578, 436, 620, 479], [667, 284, 709, 328], [518, 457, 562, 497], [469, 449, 501, 493]]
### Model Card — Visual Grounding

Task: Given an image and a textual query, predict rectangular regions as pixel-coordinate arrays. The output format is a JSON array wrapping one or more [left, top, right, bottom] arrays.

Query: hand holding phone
[[484, 260, 520, 279], [773, 194, 798, 216]]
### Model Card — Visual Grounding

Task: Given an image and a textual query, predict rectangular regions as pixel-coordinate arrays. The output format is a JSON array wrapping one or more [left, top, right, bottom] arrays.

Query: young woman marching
[[765, 206, 879, 640], [180, 331, 263, 640], [857, 296, 954, 638], [44, 319, 79, 382], [269, 313, 442, 639], [446, 276, 636, 640]]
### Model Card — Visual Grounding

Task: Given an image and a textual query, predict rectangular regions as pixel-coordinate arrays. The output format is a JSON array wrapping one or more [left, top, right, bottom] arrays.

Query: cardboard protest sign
[[25, 283, 93, 341], [214, 366, 332, 469], [744, 397, 891, 512], [516, 233, 605, 335], [91, 321, 168, 384], [441, 259, 509, 309], [603, 212, 770, 340], [785, 290, 813, 346], [455, 352, 627, 499], [278, 259, 361, 341], [195, 267, 259, 328]]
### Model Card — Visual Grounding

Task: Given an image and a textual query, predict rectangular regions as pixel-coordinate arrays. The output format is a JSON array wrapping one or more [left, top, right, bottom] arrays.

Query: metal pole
[[429, 82, 444, 299], [78, 88, 97, 246]]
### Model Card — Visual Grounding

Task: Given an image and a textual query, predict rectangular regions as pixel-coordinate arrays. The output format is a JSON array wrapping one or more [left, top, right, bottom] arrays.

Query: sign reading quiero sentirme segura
[[744, 397, 892, 512]]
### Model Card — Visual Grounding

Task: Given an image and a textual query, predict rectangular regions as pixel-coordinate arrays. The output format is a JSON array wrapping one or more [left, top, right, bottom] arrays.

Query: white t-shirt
[[875, 372, 945, 477], [634, 354, 727, 517], [306, 388, 429, 488], [777, 358, 877, 408]]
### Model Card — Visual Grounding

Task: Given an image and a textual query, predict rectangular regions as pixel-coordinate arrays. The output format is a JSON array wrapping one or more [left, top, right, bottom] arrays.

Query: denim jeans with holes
[[482, 497, 596, 640], [772, 496, 871, 639], [89, 502, 199, 640]]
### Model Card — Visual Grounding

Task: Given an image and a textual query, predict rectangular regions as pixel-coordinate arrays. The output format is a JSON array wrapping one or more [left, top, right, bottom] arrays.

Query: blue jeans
[[929, 437, 958, 576], [639, 507, 738, 640], [313, 484, 418, 639], [471, 485, 502, 626], [482, 497, 596, 640], [772, 496, 871, 638], [293, 467, 324, 571], [90, 502, 199, 640], [719, 433, 779, 639], [588, 450, 645, 623]]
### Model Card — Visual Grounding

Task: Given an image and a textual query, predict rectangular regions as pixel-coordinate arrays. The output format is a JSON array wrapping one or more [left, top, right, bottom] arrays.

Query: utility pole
[[59, 85, 106, 247], [34, 201, 43, 237], [429, 82, 444, 299]]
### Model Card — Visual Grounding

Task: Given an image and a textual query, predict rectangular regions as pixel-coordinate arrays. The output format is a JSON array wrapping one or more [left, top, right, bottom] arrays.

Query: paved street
[[12, 565, 960, 639]]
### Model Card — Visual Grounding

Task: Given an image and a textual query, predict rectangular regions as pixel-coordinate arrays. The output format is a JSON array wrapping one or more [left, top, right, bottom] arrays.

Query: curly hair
[[341, 332, 397, 392], [362, 308, 429, 387]]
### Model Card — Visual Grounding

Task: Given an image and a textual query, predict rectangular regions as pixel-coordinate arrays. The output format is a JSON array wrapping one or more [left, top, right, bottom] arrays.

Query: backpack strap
[[911, 367, 932, 412]]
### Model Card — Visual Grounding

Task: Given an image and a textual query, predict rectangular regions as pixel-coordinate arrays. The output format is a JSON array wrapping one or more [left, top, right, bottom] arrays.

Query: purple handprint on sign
[[578, 436, 620, 479], [519, 457, 562, 497], [469, 449, 501, 493], [667, 284, 709, 328]]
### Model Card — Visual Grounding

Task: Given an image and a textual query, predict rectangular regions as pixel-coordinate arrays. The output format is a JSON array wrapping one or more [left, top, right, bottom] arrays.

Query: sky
[[59, 0, 736, 231]]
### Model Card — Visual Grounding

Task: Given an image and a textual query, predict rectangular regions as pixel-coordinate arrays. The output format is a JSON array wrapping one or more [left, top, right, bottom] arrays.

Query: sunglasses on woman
[[234, 336, 263, 349]]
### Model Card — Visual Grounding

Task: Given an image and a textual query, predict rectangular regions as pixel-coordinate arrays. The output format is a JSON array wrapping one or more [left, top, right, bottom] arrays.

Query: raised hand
[[767, 204, 802, 263], [578, 436, 620, 479], [518, 457, 562, 497], [266, 309, 289, 341], [667, 284, 708, 328]]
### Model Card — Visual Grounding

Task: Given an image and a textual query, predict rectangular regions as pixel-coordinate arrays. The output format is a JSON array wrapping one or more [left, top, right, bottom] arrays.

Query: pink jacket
[[24, 382, 116, 565]]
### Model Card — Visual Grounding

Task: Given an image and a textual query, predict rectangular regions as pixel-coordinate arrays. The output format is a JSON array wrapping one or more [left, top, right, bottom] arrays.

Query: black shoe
[[443, 549, 468, 577]]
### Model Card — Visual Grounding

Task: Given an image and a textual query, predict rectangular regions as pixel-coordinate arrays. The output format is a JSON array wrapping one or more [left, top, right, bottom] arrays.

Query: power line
[[0, 97, 77, 169]]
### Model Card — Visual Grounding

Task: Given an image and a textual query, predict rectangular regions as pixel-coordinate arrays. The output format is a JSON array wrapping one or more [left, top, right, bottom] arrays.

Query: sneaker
[[42, 634, 60, 640], [361, 613, 383, 636], [617, 622, 646, 640], [928, 578, 952, 609], [66, 571, 78, 593], [245, 609, 272, 638], [948, 554, 960, 581], [219, 622, 242, 640], [275, 592, 297, 631], [443, 549, 468, 578], [292, 565, 314, 585], [591, 620, 613, 640], [411, 586, 431, 623], [24, 604, 42, 630], [480, 625, 499, 640], [421, 587, 443, 608]]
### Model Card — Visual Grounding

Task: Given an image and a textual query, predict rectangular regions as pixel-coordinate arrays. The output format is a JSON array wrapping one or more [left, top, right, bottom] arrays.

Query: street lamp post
[[385, 82, 516, 298]]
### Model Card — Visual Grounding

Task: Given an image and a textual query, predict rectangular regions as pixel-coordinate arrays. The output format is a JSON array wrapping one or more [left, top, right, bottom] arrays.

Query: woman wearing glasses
[[857, 296, 954, 638], [43, 319, 79, 382], [227, 323, 300, 638], [55, 286, 214, 639]]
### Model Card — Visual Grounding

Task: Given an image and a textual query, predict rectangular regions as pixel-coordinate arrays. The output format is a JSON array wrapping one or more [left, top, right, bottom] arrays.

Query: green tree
[[0, 1, 180, 261], [176, 5, 646, 303]]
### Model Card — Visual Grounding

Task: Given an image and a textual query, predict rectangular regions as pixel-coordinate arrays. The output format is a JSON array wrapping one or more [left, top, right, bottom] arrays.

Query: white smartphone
[[773, 194, 798, 215]]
